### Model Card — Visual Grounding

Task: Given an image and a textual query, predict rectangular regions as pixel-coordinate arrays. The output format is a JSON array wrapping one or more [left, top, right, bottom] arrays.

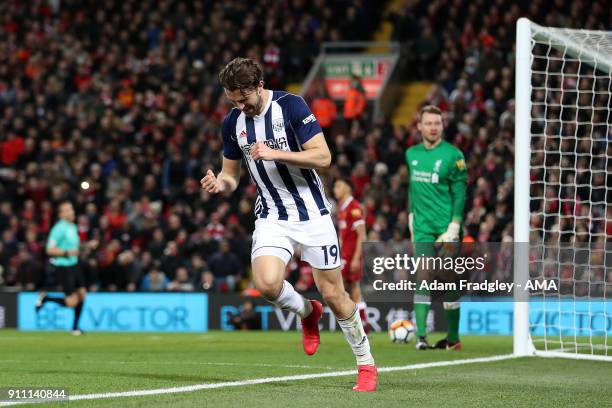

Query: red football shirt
[[337, 196, 365, 258]]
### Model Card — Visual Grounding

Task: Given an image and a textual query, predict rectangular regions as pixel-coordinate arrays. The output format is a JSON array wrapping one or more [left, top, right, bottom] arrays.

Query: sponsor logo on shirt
[[241, 137, 289, 159], [411, 170, 433, 183], [302, 114, 316, 125]]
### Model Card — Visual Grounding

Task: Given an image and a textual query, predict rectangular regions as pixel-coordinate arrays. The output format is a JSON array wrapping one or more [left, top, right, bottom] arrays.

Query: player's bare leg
[[252, 255, 320, 355], [313, 267, 377, 392]]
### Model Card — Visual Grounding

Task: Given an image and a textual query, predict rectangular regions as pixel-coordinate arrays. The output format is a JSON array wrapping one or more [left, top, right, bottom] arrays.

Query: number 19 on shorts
[[320, 245, 338, 266]]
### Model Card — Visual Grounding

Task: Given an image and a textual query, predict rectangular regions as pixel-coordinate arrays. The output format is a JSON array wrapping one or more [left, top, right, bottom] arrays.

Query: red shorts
[[341, 254, 362, 282]]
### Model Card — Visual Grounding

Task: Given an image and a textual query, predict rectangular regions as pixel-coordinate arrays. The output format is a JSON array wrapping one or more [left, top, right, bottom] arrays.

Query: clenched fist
[[250, 141, 277, 161], [200, 169, 225, 194]]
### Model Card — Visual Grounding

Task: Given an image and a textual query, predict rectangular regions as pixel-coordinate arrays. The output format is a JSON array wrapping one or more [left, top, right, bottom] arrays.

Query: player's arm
[[251, 133, 331, 169], [47, 245, 77, 257], [350, 222, 366, 273], [437, 153, 468, 242], [449, 153, 467, 223], [202, 112, 243, 194], [47, 238, 95, 256], [405, 149, 415, 240], [201, 157, 241, 194]]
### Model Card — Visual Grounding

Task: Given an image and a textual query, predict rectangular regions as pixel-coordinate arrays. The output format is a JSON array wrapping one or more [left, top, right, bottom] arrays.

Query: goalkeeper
[[405, 105, 467, 350]]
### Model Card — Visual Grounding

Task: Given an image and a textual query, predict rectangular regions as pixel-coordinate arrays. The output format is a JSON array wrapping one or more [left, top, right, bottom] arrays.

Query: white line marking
[[0, 360, 339, 370], [0, 354, 516, 406], [80, 361, 340, 370]]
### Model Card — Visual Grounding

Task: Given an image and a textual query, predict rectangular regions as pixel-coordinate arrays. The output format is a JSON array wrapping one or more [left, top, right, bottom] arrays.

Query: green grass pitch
[[1, 330, 610, 407]]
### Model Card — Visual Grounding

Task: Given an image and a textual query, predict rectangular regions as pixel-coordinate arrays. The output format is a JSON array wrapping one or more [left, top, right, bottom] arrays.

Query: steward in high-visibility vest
[[343, 75, 366, 120], [312, 96, 337, 129]]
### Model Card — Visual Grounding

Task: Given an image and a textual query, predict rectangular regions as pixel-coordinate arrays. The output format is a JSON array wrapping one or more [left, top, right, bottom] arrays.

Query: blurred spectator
[[168, 266, 194, 292], [343, 74, 367, 132], [311, 85, 337, 133], [140, 264, 170, 292], [196, 269, 216, 292], [229, 300, 261, 330], [206, 212, 225, 241], [208, 240, 243, 293], [1, 132, 24, 166], [119, 249, 150, 292], [161, 241, 185, 280], [11, 244, 39, 290], [415, 25, 440, 80]]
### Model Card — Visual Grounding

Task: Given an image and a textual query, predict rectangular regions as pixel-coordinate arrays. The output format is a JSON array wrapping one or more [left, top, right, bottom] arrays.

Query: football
[[388, 319, 416, 343]]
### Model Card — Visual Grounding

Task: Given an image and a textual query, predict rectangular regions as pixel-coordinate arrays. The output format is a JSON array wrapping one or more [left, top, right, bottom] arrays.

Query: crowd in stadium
[[0, 0, 609, 293]]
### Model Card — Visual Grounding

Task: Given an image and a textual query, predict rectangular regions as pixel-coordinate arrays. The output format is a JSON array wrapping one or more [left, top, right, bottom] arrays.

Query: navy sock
[[73, 301, 83, 330]]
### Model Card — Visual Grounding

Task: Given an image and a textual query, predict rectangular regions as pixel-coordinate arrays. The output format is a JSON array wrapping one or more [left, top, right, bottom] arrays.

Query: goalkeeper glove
[[436, 221, 461, 242]]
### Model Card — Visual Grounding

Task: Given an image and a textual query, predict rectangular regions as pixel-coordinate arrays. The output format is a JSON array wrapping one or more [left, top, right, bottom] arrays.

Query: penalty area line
[[0, 354, 516, 406]]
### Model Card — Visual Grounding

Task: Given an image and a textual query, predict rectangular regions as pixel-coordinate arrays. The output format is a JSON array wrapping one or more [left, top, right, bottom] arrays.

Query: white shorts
[[251, 215, 341, 270]]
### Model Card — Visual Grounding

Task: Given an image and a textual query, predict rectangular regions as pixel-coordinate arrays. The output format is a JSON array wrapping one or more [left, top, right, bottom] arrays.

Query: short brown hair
[[418, 105, 442, 122], [218, 58, 263, 91]]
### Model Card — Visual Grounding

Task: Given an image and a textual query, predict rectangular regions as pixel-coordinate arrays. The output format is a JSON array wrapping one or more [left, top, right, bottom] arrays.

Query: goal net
[[514, 18, 612, 361]]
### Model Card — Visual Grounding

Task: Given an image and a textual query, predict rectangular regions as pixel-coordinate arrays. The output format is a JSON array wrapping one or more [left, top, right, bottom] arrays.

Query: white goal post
[[514, 18, 612, 361]]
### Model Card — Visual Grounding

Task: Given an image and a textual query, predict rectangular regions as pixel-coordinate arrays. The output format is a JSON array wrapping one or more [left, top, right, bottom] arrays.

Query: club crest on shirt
[[434, 159, 442, 173], [272, 118, 285, 132]]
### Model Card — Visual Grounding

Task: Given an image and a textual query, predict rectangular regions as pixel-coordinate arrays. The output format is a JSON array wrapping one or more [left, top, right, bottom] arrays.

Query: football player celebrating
[[201, 58, 377, 391]]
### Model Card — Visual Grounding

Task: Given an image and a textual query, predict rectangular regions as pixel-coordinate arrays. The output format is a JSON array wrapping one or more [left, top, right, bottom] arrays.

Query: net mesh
[[527, 24, 612, 357]]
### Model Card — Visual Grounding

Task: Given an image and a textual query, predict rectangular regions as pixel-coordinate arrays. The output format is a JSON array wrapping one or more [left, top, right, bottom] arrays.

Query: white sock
[[268, 281, 312, 318], [337, 307, 374, 366]]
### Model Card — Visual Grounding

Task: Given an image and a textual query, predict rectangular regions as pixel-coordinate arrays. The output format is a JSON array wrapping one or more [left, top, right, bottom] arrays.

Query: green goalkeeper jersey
[[406, 140, 467, 240]]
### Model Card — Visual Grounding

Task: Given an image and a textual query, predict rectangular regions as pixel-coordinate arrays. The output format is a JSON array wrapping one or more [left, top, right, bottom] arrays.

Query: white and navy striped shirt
[[222, 90, 332, 221]]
